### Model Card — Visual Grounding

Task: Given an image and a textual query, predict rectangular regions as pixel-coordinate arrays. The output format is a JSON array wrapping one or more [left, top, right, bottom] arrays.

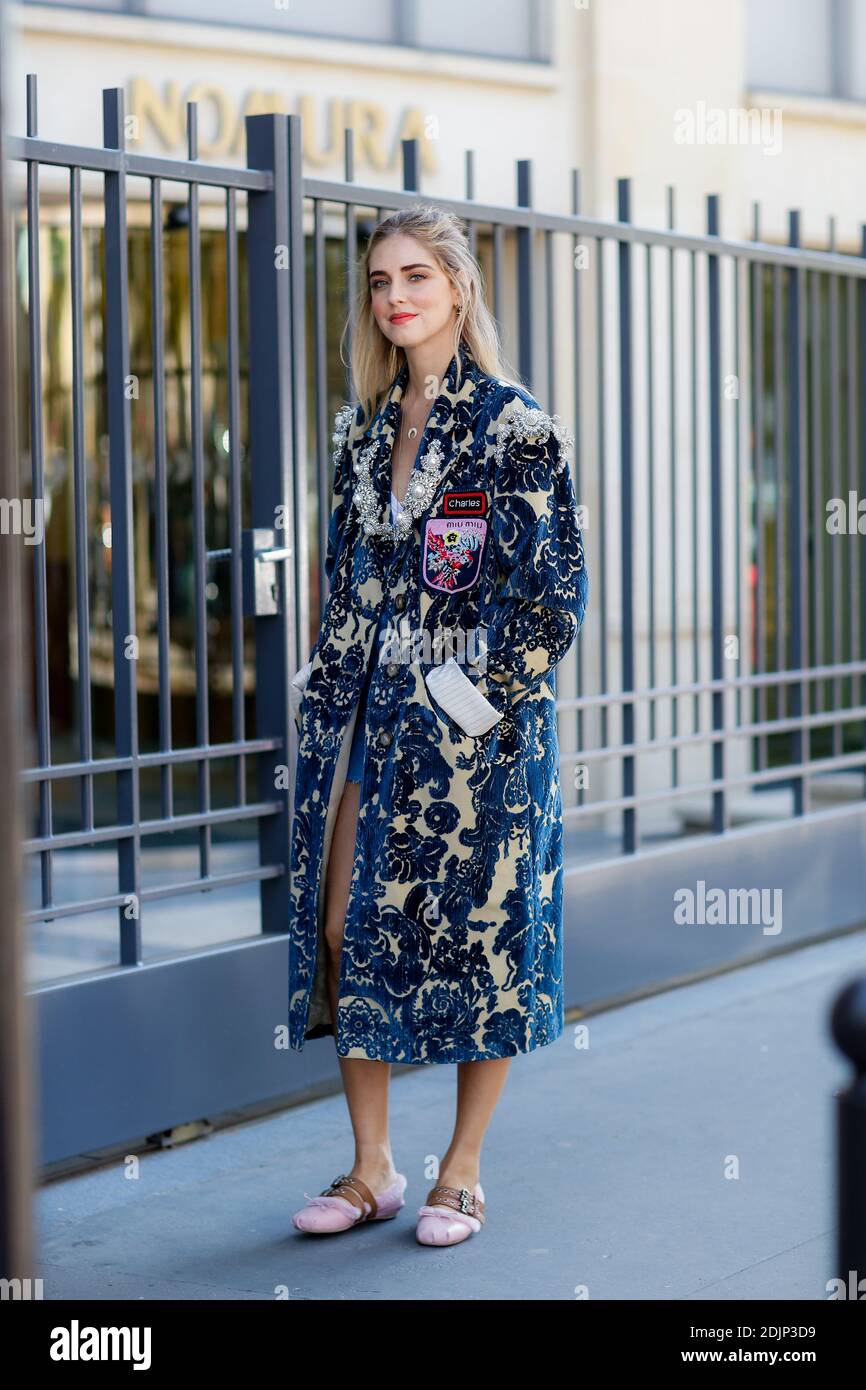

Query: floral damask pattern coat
[[288, 342, 589, 1064]]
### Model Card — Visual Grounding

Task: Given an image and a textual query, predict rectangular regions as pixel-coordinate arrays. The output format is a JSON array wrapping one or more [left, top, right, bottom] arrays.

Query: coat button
[[393, 592, 406, 611], [378, 730, 393, 748], [386, 662, 399, 678]]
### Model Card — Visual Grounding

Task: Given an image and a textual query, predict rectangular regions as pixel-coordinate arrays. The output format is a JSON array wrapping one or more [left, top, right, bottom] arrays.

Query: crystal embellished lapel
[[352, 435, 447, 541], [351, 344, 478, 544]]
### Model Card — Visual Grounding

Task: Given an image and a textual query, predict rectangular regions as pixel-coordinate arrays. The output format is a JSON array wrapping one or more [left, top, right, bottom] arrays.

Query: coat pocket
[[423, 657, 502, 737]]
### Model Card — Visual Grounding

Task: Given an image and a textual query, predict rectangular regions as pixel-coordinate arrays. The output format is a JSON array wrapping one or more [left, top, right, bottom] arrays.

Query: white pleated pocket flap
[[424, 657, 503, 737], [290, 659, 313, 724]]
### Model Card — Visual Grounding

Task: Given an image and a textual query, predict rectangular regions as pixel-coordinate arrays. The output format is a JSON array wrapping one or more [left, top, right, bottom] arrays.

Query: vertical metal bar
[[516, 160, 533, 387], [0, 43, 35, 1287], [846, 273, 857, 724], [689, 245, 699, 733], [752, 204, 768, 770], [733, 253, 743, 730], [571, 169, 583, 772], [707, 195, 726, 833], [149, 175, 173, 822], [287, 114, 309, 673], [772, 259, 786, 722], [645, 236, 656, 741], [667, 187, 679, 787], [617, 179, 636, 854], [545, 227, 555, 410], [402, 136, 419, 193], [245, 112, 295, 935], [787, 209, 807, 816], [596, 234, 608, 753], [344, 128, 356, 399], [225, 185, 245, 807], [102, 87, 141, 962], [828, 217, 842, 752], [465, 150, 477, 262], [810, 266, 825, 732], [69, 164, 94, 831], [24, 75, 53, 909], [185, 100, 211, 879], [859, 228, 866, 789], [312, 195, 330, 621], [492, 222, 504, 330]]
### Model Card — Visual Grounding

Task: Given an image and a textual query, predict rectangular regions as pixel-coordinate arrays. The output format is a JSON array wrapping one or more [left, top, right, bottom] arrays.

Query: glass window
[[414, 0, 539, 60], [745, 0, 866, 100], [745, 0, 834, 96], [142, 0, 396, 41], [19, 0, 123, 7], [846, 0, 866, 99], [20, 0, 549, 61]]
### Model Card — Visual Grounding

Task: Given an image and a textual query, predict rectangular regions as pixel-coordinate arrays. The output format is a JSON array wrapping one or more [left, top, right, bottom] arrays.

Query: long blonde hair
[[342, 203, 521, 428]]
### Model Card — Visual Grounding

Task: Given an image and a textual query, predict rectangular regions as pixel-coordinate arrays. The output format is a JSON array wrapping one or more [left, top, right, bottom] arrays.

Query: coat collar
[[355, 341, 485, 544]]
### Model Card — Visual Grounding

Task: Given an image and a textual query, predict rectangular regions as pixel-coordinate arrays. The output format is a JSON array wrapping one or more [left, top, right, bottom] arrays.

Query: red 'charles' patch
[[442, 490, 488, 517]]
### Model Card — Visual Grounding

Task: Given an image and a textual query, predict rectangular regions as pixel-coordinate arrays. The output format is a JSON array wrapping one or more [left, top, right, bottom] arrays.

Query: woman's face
[[368, 232, 457, 352]]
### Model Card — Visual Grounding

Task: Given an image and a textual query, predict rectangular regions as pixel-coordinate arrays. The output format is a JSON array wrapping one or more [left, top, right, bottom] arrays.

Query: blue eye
[[371, 273, 426, 289]]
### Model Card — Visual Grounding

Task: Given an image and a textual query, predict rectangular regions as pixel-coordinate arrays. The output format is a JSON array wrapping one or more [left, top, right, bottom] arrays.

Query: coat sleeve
[[424, 396, 588, 736]]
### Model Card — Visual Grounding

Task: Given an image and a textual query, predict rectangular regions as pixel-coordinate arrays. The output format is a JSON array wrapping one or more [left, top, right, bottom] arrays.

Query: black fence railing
[[7, 73, 866, 954]]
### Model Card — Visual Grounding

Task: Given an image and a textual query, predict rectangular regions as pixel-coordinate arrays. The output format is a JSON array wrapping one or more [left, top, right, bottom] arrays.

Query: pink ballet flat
[[292, 1171, 407, 1234], [415, 1181, 485, 1246]]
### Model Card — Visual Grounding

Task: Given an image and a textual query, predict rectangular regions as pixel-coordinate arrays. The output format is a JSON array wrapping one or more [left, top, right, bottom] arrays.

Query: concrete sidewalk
[[36, 931, 863, 1300]]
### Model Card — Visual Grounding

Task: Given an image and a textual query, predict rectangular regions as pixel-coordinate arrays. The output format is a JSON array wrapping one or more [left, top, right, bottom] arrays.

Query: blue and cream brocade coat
[[288, 341, 589, 1064]]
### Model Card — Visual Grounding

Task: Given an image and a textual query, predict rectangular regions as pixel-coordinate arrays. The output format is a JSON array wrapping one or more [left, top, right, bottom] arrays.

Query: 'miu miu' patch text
[[421, 516, 488, 593]]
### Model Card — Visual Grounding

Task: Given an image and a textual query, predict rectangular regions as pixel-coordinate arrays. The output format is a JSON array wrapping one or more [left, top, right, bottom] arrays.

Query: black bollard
[[830, 977, 866, 1298]]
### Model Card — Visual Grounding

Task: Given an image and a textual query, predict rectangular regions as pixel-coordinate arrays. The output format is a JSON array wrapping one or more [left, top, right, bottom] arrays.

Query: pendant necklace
[[397, 398, 433, 464]]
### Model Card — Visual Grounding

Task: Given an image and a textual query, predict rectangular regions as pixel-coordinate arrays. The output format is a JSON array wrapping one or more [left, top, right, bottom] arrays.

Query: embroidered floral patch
[[421, 516, 488, 593]]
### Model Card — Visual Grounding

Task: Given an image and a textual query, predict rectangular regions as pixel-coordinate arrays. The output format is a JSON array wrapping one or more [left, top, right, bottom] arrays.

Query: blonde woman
[[289, 204, 588, 1246]]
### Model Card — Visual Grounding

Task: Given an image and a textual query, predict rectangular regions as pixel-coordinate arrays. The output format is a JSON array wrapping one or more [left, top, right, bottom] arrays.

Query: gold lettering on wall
[[298, 94, 343, 167], [128, 78, 182, 148], [127, 78, 437, 173], [343, 100, 390, 172]]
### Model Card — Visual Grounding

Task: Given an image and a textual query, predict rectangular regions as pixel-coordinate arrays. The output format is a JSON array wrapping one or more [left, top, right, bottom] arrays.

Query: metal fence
[[6, 74, 866, 1157], [8, 77, 298, 956], [9, 74, 866, 926]]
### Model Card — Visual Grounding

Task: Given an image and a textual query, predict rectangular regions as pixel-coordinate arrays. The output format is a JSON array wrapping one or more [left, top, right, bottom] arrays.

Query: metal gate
[[9, 81, 311, 1165]]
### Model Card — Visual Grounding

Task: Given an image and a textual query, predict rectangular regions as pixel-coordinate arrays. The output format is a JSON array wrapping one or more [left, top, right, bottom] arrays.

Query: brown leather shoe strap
[[425, 1184, 485, 1223], [322, 1173, 378, 1220]]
